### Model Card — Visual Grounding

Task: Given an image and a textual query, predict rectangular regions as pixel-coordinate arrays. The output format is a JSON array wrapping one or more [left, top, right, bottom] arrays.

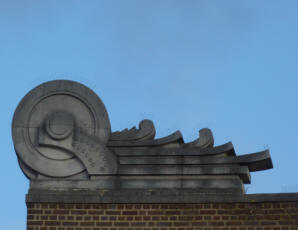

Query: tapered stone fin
[[108, 130, 184, 147]]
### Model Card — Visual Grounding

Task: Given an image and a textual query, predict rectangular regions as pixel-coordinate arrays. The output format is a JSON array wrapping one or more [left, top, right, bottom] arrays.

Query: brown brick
[[143, 216, 151, 221], [165, 210, 181, 215], [71, 210, 86, 215], [208, 221, 224, 226], [204, 216, 212, 220], [123, 210, 138, 215], [92, 216, 99, 221], [96, 222, 112, 226], [49, 215, 58, 220], [226, 221, 242, 226], [27, 221, 43, 226], [114, 222, 129, 227], [147, 222, 155, 227], [118, 216, 125, 221], [191, 222, 207, 226], [182, 210, 199, 215], [200, 210, 216, 215], [62, 222, 78, 226], [148, 210, 163, 215], [156, 222, 172, 227], [41, 204, 49, 209], [134, 216, 142, 221], [100, 216, 108, 221], [279, 220, 294, 225], [88, 210, 104, 215], [233, 209, 251, 215], [174, 222, 190, 227], [54, 210, 69, 215], [105, 210, 121, 215], [28, 209, 43, 214], [26, 201, 298, 229], [79, 222, 94, 226], [49, 204, 57, 209], [27, 203, 35, 208], [45, 221, 61, 226], [161, 216, 168, 221], [151, 204, 160, 209], [27, 215, 34, 220], [45, 210, 51, 214], [67, 216, 74, 220], [83, 204, 91, 209], [84, 216, 91, 221], [75, 216, 83, 221], [131, 222, 146, 227], [169, 216, 177, 221], [244, 221, 259, 226], [152, 216, 159, 221], [58, 216, 66, 220]]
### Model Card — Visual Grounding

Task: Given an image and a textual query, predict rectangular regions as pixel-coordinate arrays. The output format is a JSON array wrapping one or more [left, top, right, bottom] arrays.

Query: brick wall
[[27, 202, 298, 230]]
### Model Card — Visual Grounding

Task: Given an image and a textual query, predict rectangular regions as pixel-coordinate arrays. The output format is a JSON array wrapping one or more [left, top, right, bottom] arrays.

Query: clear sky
[[1, 0, 298, 229]]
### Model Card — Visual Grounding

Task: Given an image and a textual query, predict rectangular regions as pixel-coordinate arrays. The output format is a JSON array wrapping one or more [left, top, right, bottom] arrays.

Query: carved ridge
[[109, 119, 156, 142]]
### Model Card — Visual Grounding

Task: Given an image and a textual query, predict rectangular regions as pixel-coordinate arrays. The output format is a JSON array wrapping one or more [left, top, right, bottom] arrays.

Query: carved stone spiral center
[[46, 112, 74, 140]]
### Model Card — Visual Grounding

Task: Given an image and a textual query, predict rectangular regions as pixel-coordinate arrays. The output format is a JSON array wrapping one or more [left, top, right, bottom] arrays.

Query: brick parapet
[[27, 202, 298, 230]]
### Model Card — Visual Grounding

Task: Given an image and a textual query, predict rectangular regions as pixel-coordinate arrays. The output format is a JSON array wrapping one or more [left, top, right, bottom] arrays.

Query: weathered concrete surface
[[29, 175, 244, 190], [12, 80, 273, 194], [26, 189, 298, 204], [12, 80, 113, 178]]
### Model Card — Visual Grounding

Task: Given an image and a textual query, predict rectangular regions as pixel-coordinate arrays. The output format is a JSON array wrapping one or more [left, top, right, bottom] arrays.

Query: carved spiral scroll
[[12, 80, 116, 179]]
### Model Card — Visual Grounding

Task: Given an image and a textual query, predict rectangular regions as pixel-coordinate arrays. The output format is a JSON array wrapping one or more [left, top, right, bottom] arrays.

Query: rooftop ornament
[[12, 80, 273, 195]]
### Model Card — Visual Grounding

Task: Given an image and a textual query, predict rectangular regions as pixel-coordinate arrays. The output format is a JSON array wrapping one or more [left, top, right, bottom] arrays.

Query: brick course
[[27, 202, 298, 230]]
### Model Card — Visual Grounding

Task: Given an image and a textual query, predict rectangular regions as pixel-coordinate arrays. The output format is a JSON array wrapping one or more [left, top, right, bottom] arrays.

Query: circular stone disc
[[12, 80, 111, 178]]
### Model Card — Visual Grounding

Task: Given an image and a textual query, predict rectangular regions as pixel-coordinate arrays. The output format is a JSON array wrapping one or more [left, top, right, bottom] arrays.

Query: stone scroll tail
[[184, 128, 214, 148], [109, 119, 156, 142]]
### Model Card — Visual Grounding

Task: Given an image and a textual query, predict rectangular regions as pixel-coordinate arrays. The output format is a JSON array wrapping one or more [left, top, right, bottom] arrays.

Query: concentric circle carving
[[45, 112, 74, 140], [12, 80, 111, 178]]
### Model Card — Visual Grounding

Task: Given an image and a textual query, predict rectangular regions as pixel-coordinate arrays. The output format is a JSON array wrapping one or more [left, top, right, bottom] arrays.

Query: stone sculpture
[[12, 80, 272, 194]]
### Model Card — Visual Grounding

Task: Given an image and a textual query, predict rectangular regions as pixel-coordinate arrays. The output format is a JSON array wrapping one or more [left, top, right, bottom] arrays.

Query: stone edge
[[26, 190, 298, 204]]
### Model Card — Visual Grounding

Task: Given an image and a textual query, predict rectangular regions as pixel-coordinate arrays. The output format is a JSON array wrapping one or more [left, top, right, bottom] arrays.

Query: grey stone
[[12, 80, 273, 194], [109, 119, 156, 142], [118, 165, 250, 183], [28, 175, 243, 191], [25, 189, 298, 204], [12, 80, 112, 178], [118, 150, 272, 171], [111, 142, 236, 156], [184, 128, 214, 148], [108, 130, 184, 147]]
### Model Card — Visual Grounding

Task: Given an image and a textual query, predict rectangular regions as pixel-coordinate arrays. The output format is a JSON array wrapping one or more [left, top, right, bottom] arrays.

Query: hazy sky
[[1, 1, 298, 229]]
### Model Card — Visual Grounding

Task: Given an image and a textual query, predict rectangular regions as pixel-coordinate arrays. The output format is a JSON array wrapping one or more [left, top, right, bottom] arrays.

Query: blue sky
[[1, 1, 298, 229]]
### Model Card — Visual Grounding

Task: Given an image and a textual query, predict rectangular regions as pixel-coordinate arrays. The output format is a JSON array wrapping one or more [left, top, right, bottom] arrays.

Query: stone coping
[[26, 190, 298, 204]]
